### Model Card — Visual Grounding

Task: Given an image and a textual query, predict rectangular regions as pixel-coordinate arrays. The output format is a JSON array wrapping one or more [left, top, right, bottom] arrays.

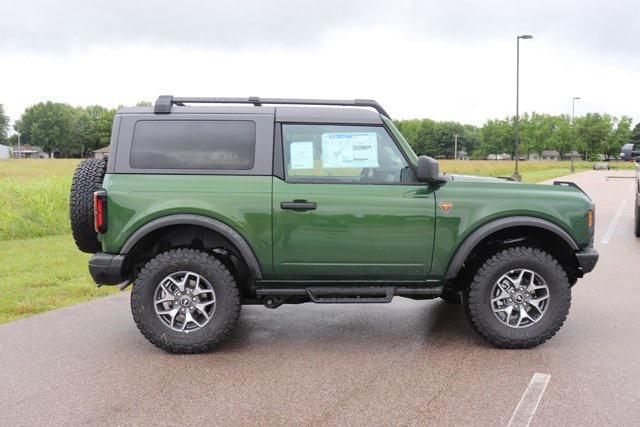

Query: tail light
[[94, 190, 107, 233]]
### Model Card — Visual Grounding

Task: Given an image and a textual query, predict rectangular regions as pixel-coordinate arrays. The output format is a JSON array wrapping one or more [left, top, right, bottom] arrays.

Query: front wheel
[[466, 246, 571, 348], [131, 248, 240, 353]]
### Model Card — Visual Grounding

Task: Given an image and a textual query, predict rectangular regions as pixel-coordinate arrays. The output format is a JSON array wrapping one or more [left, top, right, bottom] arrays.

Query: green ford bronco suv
[[69, 95, 598, 353]]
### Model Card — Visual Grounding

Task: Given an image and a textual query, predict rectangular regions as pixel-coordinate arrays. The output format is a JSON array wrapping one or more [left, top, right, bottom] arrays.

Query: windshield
[[381, 115, 419, 168]]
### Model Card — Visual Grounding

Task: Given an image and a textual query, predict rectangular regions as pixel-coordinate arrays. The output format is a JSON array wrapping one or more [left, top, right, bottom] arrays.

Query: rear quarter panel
[[100, 174, 274, 277]]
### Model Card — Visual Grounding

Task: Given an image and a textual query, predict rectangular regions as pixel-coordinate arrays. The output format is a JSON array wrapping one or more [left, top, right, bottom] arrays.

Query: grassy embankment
[[0, 159, 115, 323], [0, 158, 634, 323]]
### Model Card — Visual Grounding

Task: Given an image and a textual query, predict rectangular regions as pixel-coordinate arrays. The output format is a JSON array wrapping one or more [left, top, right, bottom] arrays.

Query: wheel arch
[[121, 214, 263, 280], [444, 216, 579, 281]]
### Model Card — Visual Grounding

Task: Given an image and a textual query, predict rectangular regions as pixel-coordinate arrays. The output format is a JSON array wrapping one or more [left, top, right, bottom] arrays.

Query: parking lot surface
[[1, 169, 638, 425]]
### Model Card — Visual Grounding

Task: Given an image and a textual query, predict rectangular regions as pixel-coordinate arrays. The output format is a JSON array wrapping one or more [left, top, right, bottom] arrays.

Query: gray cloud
[[1, 0, 638, 59]]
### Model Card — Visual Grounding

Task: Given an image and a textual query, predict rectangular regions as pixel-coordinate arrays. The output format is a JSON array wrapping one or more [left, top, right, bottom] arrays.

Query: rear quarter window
[[130, 120, 256, 170]]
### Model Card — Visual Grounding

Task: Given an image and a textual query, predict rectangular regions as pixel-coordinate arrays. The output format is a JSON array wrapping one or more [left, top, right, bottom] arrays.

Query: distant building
[[456, 150, 469, 160], [10, 145, 48, 159], [486, 153, 512, 160], [540, 150, 560, 161], [563, 150, 581, 161], [0, 144, 10, 159], [93, 146, 110, 159]]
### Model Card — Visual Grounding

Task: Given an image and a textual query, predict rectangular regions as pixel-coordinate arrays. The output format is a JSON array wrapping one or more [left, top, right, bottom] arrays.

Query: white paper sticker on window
[[289, 141, 315, 169], [321, 132, 378, 168]]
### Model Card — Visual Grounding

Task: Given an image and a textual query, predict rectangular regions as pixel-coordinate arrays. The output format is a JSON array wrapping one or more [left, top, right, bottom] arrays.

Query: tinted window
[[130, 120, 256, 170], [282, 124, 412, 184]]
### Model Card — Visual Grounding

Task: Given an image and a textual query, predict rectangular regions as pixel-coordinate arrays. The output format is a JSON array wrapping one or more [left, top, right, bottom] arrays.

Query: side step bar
[[255, 286, 443, 304]]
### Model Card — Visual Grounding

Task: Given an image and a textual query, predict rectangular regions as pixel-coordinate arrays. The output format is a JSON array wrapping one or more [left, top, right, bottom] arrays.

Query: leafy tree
[[575, 113, 612, 160], [15, 102, 76, 157], [72, 105, 116, 156], [0, 104, 9, 144], [135, 101, 152, 107], [549, 115, 573, 158], [601, 116, 632, 160], [478, 118, 514, 157], [520, 113, 556, 157]]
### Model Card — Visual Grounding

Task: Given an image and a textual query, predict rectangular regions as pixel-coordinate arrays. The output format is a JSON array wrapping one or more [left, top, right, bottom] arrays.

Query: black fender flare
[[443, 216, 579, 280], [121, 214, 263, 279]]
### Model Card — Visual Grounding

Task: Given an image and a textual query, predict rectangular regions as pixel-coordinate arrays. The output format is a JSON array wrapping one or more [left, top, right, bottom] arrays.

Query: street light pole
[[454, 134, 458, 160], [513, 34, 533, 182], [571, 97, 581, 172]]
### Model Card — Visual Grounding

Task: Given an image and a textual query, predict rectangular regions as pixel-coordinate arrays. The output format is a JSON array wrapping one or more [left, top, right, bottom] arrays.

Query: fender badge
[[439, 201, 453, 214]]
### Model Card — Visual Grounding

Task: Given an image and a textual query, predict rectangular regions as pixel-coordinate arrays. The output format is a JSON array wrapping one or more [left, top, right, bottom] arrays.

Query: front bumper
[[88, 252, 126, 285], [575, 246, 599, 274]]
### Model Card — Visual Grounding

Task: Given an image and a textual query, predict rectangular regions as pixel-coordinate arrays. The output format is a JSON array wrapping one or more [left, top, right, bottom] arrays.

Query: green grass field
[[0, 159, 117, 323], [0, 158, 634, 323]]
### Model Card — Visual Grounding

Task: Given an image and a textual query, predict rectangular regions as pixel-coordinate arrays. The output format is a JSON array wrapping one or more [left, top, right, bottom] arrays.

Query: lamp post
[[570, 97, 581, 172], [454, 134, 458, 160], [513, 34, 533, 182]]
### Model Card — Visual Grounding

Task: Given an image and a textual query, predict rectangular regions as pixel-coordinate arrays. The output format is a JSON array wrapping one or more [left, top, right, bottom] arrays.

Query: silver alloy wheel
[[154, 271, 216, 333], [490, 269, 550, 328]]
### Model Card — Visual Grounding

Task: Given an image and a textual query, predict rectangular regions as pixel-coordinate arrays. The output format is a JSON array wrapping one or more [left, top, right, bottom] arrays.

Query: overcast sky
[[1, 0, 638, 127]]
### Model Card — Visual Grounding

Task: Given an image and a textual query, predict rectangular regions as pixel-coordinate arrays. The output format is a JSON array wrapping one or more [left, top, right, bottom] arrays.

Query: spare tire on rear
[[70, 158, 107, 253]]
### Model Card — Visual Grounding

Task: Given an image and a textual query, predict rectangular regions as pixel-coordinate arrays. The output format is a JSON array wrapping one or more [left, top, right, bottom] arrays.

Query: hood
[[447, 174, 516, 183]]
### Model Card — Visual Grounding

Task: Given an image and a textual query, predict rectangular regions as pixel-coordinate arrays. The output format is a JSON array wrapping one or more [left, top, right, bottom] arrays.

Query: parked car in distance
[[69, 96, 599, 353]]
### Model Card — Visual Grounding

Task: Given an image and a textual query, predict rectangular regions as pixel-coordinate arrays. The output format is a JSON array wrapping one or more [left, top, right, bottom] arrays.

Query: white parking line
[[601, 200, 627, 244], [507, 373, 551, 427]]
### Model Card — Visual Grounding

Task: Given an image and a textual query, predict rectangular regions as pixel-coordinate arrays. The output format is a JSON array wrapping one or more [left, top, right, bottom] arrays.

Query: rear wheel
[[131, 248, 240, 353], [465, 246, 570, 348]]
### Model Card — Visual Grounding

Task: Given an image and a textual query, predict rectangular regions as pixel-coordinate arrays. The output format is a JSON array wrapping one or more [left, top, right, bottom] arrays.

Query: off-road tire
[[466, 246, 571, 349], [69, 158, 107, 253], [131, 248, 241, 354]]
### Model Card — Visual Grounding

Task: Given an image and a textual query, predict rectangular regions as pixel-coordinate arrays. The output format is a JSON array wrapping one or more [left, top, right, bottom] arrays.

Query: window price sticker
[[321, 132, 379, 168]]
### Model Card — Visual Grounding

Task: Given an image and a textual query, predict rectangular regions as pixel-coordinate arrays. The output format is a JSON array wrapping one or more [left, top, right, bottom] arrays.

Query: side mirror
[[416, 155, 440, 184]]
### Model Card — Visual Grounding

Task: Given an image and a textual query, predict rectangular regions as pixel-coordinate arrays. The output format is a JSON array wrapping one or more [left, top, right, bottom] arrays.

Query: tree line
[[395, 112, 639, 160], [0, 101, 150, 158], [1, 101, 638, 160]]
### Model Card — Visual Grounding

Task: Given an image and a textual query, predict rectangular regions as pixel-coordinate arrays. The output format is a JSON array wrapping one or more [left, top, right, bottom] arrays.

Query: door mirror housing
[[416, 155, 441, 184]]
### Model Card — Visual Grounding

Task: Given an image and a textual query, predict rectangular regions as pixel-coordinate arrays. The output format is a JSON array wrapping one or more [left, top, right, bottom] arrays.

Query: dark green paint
[[100, 174, 274, 277], [100, 138, 593, 283], [272, 178, 435, 280]]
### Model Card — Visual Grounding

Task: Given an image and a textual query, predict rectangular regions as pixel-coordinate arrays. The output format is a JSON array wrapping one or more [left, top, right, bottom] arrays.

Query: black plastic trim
[[120, 214, 263, 279], [575, 246, 599, 274], [444, 216, 580, 280], [155, 95, 390, 118], [254, 284, 444, 302], [272, 123, 284, 180], [88, 252, 126, 285]]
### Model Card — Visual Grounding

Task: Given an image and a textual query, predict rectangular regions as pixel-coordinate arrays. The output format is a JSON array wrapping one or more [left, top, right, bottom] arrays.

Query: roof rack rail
[[154, 95, 390, 118]]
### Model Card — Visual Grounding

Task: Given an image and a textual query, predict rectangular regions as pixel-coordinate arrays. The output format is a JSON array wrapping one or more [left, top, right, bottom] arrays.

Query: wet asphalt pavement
[[1, 169, 639, 426]]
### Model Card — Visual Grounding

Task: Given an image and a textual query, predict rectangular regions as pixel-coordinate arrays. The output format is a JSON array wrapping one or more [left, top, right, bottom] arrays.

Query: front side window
[[130, 120, 256, 170], [282, 124, 413, 184]]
